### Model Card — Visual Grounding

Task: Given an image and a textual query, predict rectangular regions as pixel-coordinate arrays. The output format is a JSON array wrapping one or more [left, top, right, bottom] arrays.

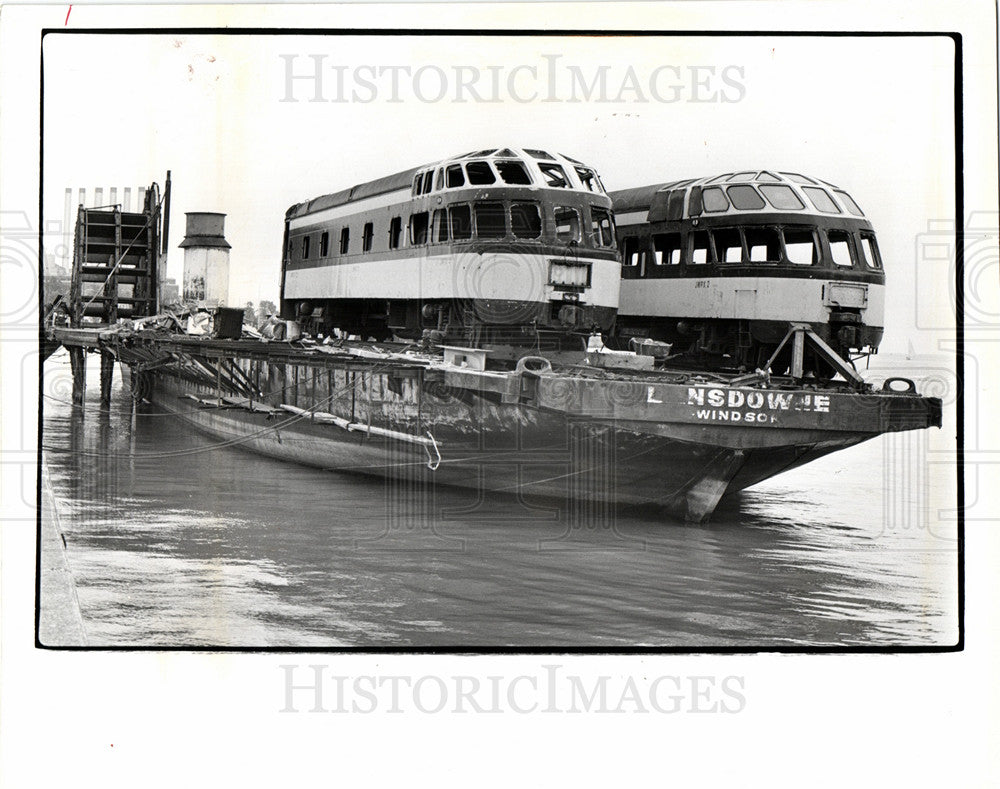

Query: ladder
[[70, 181, 164, 326]]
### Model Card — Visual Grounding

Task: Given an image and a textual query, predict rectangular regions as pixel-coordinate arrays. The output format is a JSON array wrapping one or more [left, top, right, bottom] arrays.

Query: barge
[[50, 324, 941, 523], [44, 166, 942, 523]]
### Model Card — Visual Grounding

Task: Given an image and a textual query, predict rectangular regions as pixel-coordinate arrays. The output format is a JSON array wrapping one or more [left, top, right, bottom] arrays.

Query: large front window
[[540, 163, 570, 188], [590, 207, 615, 247], [446, 165, 465, 188], [554, 206, 581, 242], [495, 160, 532, 185], [858, 233, 881, 268], [474, 202, 506, 238], [465, 161, 496, 185], [827, 229, 855, 266], [449, 205, 472, 240], [510, 202, 542, 239], [782, 228, 817, 265], [575, 166, 603, 193]]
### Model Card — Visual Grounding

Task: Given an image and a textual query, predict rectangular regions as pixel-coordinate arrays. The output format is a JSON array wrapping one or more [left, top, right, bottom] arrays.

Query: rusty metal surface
[[44, 325, 933, 522]]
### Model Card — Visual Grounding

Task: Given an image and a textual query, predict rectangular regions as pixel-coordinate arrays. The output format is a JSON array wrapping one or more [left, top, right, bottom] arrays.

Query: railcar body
[[609, 171, 885, 374], [281, 148, 620, 346]]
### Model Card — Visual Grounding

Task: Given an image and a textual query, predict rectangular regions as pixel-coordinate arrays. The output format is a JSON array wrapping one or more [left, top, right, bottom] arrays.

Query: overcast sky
[[42, 32, 956, 353]]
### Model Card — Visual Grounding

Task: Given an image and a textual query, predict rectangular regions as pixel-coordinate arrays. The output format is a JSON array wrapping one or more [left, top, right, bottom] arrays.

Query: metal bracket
[[764, 323, 865, 388]]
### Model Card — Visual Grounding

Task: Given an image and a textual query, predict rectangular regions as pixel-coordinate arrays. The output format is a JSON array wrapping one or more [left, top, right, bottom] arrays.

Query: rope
[[423, 431, 441, 470]]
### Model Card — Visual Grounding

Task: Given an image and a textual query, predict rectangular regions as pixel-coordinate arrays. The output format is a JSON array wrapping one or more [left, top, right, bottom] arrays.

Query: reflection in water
[[40, 353, 958, 647]]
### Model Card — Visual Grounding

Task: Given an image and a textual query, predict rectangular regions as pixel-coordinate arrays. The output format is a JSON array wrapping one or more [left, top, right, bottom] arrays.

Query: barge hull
[[147, 370, 875, 523], [48, 327, 940, 524]]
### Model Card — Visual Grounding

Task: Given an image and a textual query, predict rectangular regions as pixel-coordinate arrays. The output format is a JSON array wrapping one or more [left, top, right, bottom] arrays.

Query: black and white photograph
[[1, 1, 997, 786], [35, 25, 960, 649]]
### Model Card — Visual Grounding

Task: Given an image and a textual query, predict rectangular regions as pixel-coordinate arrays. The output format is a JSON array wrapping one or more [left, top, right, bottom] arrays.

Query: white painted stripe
[[289, 188, 412, 230], [619, 276, 884, 325], [285, 252, 621, 308]]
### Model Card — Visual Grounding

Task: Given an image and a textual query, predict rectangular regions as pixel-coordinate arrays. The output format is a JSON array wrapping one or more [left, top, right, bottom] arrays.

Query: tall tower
[[180, 212, 231, 306]]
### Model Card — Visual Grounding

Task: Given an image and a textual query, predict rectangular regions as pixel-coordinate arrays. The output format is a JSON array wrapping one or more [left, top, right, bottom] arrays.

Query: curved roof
[[611, 183, 675, 214], [609, 170, 864, 219], [286, 166, 420, 220], [287, 148, 603, 220]]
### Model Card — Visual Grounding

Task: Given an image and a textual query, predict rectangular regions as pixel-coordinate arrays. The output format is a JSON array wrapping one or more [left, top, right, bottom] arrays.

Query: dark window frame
[[621, 235, 642, 267], [510, 201, 542, 240], [495, 160, 533, 185], [858, 232, 882, 269], [432, 209, 449, 243], [803, 187, 842, 214], [388, 216, 402, 249], [474, 201, 507, 239], [688, 229, 715, 265], [465, 161, 497, 185], [826, 228, 857, 267], [539, 162, 571, 188], [409, 211, 430, 245], [759, 184, 806, 211], [445, 164, 465, 188], [781, 227, 819, 266], [553, 205, 582, 243], [652, 231, 683, 266], [712, 227, 746, 264], [726, 185, 767, 211], [574, 166, 603, 193], [448, 203, 473, 241], [702, 186, 730, 213], [589, 206, 615, 248], [836, 190, 866, 217], [744, 226, 784, 264]]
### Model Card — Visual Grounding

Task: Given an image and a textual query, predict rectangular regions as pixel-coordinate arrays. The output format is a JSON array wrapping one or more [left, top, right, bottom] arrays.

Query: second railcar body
[[281, 148, 620, 346], [609, 170, 886, 373]]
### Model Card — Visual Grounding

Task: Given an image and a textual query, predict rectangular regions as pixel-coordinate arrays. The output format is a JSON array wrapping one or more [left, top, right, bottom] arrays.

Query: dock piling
[[69, 347, 87, 405], [100, 353, 115, 408]]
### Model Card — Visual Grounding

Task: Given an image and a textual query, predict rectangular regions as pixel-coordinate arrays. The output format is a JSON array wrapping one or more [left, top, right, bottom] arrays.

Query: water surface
[[40, 352, 959, 648]]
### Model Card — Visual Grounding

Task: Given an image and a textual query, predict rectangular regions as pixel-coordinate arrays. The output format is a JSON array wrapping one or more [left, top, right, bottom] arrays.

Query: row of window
[[621, 227, 882, 269], [409, 202, 615, 247], [704, 170, 830, 186], [294, 201, 617, 260], [690, 183, 864, 217], [411, 158, 605, 196], [300, 223, 375, 260]]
